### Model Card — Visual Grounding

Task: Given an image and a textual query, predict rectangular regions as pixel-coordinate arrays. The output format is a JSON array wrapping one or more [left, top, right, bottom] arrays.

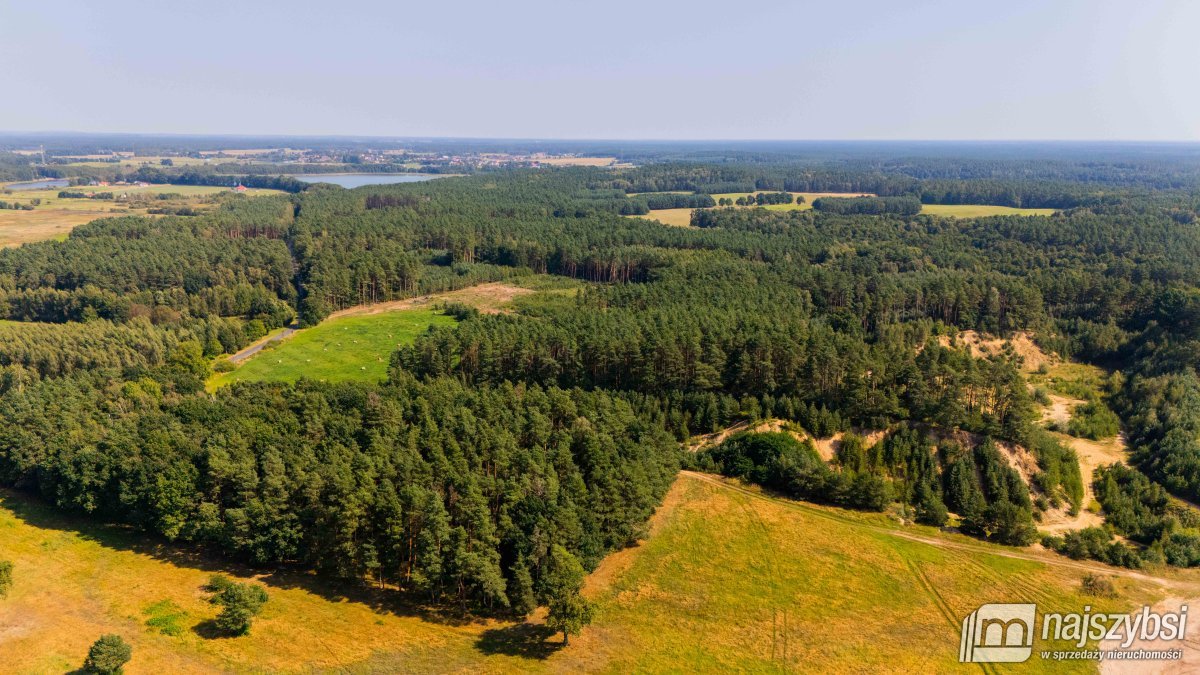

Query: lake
[[291, 174, 443, 188], [4, 179, 68, 191]]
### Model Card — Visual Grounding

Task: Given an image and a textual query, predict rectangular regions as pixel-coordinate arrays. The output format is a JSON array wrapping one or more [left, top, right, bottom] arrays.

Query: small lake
[[4, 178, 68, 191], [291, 174, 443, 188]]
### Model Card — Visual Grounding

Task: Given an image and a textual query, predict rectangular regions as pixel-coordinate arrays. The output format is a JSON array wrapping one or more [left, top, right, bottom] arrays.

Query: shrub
[[206, 576, 269, 636], [1081, 573, 1118, 598], [1068, 400, 1121, 440], [84, 634, 132, 674]]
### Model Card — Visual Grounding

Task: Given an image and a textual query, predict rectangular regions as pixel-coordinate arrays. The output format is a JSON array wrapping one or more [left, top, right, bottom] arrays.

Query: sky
[[2, 0, 1199, 140]]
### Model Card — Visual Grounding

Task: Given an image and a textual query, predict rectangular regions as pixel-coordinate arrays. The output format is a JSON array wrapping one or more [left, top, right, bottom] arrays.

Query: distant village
[[24, 147, 631, 172]]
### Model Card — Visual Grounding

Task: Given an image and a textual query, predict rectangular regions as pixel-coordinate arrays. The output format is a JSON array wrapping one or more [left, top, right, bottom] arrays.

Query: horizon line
[[2, 131, 1200, 145]]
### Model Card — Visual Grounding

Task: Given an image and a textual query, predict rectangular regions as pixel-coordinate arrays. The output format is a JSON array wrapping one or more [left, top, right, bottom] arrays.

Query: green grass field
[[209, 308, 455, 389], [0, 471, 1171, 673]]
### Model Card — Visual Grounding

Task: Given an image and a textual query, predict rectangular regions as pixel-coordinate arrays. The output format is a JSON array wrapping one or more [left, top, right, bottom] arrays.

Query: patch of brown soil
[[1039, 392, 1079, 427], [326, 282, 534, 320], [1101, 594, 1200, 674], [938, 330, 1055, 372], [1039, 430, 1129, 534], [685, 418, 810, 453], [812, 428, 888, 462]]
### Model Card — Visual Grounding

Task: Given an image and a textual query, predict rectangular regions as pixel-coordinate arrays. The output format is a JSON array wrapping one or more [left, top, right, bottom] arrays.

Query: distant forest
[[4, 143, 1200, 608]]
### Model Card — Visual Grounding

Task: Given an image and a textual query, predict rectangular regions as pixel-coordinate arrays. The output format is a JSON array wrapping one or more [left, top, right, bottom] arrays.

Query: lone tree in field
[[0, 560, 12, 598], [543, 545, 595, 646], [205, 575, 269, 636], [83, 634, 132, 674]]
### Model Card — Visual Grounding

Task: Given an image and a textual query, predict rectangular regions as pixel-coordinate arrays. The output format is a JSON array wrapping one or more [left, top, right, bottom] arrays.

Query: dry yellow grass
[[0, 185, 283, 246], [565, 472, 1171, 673], [919, 204, 1057, 218], [0, 209, 117, 246], [327, 281, 536, 319], [2, 469, 1181, 673], [624, 208, 696, 227], [0, 490, 538, 674]]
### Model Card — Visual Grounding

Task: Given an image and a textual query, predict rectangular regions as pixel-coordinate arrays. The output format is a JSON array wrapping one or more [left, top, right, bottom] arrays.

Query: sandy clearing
[[812, 428, 889, 462], [1040, 427, 1129, 534], [326, 282, 534, 320], [1040, 392, 1079, 427], [1100, 594, 1200, 673], [938, 330, 1055, 372]]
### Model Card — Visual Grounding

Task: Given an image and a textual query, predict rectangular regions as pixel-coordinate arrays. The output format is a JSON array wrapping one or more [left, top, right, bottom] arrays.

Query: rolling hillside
[[1, 470, 1183, 673]]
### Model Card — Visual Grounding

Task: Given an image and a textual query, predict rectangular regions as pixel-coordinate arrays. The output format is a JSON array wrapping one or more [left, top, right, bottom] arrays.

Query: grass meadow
[[0, 183, 283, 247], [208, 308, 455, 389], [0, 471, 1165, 673]]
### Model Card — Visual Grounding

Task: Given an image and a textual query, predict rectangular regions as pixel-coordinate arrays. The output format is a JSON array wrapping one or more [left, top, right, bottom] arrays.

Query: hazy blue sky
[[3, 0, 1198, 140]]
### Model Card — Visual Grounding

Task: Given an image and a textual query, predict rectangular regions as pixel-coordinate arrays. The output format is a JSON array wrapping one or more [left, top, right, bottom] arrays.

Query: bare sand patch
[[938, 330, 1055, 372], [327, 282, 535, 320]]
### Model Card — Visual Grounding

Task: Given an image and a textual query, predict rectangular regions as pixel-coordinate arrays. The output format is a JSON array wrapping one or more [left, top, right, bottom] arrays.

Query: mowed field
[[0, 471, 1173, 673], [0, 183, 283, 247], [207, 281, 555, 390], [208, 308, 455, 389]]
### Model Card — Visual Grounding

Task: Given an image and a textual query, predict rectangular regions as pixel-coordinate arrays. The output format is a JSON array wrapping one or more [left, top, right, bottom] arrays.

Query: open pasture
[[208, 308, 455, 389], [0, 183, 283, 246], [0, 470, 1166, 673]]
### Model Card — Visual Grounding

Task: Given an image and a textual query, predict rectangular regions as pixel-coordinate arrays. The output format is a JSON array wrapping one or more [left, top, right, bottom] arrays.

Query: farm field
[[208, 308, 455, 389], [0, 183, 283, 246], [0, 471, 1174, 673], [0, 209, 112, 246], [919, 203, 1057, 217], [627, 191, 875, 227], [629, 207, 696, 227], [61, 155, 213, 168], [626, 192, 1055, 228]]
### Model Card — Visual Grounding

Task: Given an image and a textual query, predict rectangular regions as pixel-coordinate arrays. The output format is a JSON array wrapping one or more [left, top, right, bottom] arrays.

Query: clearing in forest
[[625, 192, 1055, 228], [919, 204, 1057, 218], [626, 191, 874, 228], [208, 281, 554, 390], [208, 308, 454, 388]]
